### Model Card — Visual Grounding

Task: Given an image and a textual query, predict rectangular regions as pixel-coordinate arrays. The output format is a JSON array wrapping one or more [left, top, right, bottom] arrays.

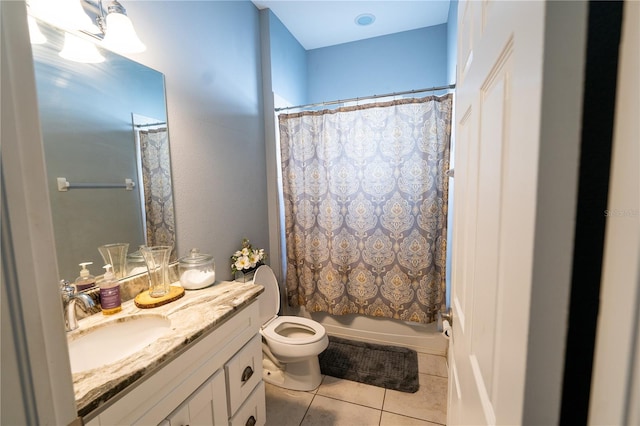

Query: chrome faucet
[[59, 280, 97, 332]]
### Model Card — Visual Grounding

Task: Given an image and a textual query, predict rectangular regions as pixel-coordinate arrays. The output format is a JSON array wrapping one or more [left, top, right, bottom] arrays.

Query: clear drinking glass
[[98, 243, 129, 279], [140, 245, 172, 298]]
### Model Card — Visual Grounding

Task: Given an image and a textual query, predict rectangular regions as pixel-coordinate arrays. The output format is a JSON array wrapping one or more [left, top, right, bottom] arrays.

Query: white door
[[448, 1, 554, 424]]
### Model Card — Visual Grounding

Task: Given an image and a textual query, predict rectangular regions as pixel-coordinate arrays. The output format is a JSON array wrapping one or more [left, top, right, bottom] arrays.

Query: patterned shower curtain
[[279, 94, 452, 324], [139, 128, 176, 250]]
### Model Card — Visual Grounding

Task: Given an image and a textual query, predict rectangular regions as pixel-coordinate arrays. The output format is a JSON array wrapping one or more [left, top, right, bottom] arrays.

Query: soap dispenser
[[99, 264, 122, 315], [75, 262, 96, 291]]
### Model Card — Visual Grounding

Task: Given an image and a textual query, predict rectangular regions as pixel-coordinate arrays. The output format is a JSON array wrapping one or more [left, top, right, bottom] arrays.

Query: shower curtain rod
[[134, 121, 167, 128], [274, 83, 456, 112]]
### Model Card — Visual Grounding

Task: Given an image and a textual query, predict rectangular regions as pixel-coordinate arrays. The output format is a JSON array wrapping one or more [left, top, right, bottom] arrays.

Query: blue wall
[[123, 0, 269, 280], [445, 0, 458, 309], [447, 0, 459, 85], [267, 10, 307, 107], [306, 24, 448, 104]]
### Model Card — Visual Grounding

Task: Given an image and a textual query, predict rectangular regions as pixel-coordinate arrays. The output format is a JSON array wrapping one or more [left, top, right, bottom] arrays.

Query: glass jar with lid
[[126, 250, 148, 276], [178, 248, 216, 290]]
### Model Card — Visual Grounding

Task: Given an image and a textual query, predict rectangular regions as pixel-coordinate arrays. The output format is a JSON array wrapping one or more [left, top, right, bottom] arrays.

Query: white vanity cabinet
[[84, 301, 265, 426], [225, 334, 263, 415], [161, 369, 228, 425], [228, 382, 265, 426]]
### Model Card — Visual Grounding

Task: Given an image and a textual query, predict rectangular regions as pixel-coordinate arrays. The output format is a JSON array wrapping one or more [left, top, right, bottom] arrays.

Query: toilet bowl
[[254, 265, 329, 391]]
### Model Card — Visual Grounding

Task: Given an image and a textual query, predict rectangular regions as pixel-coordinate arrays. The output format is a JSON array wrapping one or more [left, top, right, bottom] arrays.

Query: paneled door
[[448, 1, 547, 424]]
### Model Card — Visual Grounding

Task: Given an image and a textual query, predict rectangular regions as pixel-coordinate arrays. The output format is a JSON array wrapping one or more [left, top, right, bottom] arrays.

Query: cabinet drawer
[[229, 381, 265, 426], [225, 334, 262, 415]]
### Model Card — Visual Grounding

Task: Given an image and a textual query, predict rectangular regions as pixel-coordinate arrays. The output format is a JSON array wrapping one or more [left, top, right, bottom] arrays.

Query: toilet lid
[[254, 265, 280, 326]]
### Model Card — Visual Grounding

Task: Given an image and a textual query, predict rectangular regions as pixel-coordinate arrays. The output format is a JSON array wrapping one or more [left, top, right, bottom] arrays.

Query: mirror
[[30, 17, 176, 282]]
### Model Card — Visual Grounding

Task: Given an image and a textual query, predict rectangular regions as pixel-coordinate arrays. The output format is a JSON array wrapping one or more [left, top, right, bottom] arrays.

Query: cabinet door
[[166, 403, 189, 426], [165, 369, 228, 426], [225, 335, 262, 416], [191, 369, 227, 425]]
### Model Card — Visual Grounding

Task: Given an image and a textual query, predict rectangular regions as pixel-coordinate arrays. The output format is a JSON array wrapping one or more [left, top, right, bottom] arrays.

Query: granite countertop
[[69, 280, 264, 417]]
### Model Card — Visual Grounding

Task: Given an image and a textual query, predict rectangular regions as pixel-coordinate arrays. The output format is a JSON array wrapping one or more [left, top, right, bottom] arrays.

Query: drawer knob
[[241, 366, 254, 382], [245, 415, 256, 426]]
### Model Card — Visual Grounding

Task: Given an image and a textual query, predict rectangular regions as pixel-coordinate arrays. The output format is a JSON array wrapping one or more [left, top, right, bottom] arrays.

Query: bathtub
[[290, 306, 448, 356]]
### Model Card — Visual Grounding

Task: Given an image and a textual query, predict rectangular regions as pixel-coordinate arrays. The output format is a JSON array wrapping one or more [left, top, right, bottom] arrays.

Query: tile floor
[[265, 352, 448, 426]]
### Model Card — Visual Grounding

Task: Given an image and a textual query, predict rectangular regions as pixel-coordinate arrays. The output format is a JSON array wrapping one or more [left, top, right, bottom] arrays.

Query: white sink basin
[[68, 315, 171, 374]]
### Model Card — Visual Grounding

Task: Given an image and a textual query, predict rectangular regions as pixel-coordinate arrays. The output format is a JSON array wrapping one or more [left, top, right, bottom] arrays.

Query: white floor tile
[[383, 373, 448, 424], [265, 382, 315, 426], [417, 352, 448, 377], [317, 376, 386, 409], [380, 411, 444, 426], [301, 395, 381, 426], [265, 348, 450, 426]]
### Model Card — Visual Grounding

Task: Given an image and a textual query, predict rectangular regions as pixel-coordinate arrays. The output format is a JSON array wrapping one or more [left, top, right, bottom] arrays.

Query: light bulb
[[28, 15, 47, 44], [29, 0, 99, 33], [102, 12, 146, 54], [59, 32, 105, 64]]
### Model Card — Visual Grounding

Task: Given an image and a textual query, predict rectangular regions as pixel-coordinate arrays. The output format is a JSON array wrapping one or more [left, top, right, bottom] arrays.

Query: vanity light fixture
[[97, 0, 146, 54], [27, 0, 103, 63], [355, 13, 376, 26], [28, 0, 99, 34], [59, 32, 105, 63], [27, 0, 146, 56]]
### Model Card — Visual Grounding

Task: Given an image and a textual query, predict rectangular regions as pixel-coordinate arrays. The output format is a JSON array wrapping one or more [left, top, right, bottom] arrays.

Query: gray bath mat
[[318, 336, 419, 393]]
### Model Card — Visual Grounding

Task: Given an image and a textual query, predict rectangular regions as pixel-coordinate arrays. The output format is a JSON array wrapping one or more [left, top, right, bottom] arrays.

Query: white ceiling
[[252, 1, 451, 50]]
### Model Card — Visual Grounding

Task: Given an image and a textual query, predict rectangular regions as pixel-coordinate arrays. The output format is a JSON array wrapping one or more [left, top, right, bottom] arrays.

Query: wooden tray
[[134, 285, 185, 309]]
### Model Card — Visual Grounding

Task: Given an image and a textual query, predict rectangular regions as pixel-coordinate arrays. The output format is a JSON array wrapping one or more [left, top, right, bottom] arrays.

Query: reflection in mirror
[[30, 17, 176, 283], [132, 114, 175, 248]]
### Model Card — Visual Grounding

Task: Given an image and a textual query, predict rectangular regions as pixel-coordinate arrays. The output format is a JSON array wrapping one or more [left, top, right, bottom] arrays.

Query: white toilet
[[254, 265, 329, 391]]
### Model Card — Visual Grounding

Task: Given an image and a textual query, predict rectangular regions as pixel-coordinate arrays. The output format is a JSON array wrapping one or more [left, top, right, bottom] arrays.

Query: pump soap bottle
[[75, 262, 96, 291], [99, 264, 122, 315]]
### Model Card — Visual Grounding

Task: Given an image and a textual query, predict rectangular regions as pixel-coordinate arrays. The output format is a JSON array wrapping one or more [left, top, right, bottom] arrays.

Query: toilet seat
[[254, 265, 326, 346], [261, 316, 326, 345]]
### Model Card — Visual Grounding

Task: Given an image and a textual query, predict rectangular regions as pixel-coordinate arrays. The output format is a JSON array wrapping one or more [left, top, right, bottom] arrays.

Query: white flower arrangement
[[231, 238, 266, 275]]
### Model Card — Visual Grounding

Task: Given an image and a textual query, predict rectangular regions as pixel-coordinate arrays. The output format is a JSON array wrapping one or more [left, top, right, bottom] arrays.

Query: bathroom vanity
[[75, 281, 265, 425]]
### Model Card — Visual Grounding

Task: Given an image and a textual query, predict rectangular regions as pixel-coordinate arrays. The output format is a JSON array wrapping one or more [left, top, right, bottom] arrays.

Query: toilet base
[[262, 356, 323, 391]]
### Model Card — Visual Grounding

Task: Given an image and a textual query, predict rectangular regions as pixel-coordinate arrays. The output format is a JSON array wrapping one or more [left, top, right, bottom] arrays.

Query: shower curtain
[[279, 94, 452, 324], [139, 128, 176, 250]]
